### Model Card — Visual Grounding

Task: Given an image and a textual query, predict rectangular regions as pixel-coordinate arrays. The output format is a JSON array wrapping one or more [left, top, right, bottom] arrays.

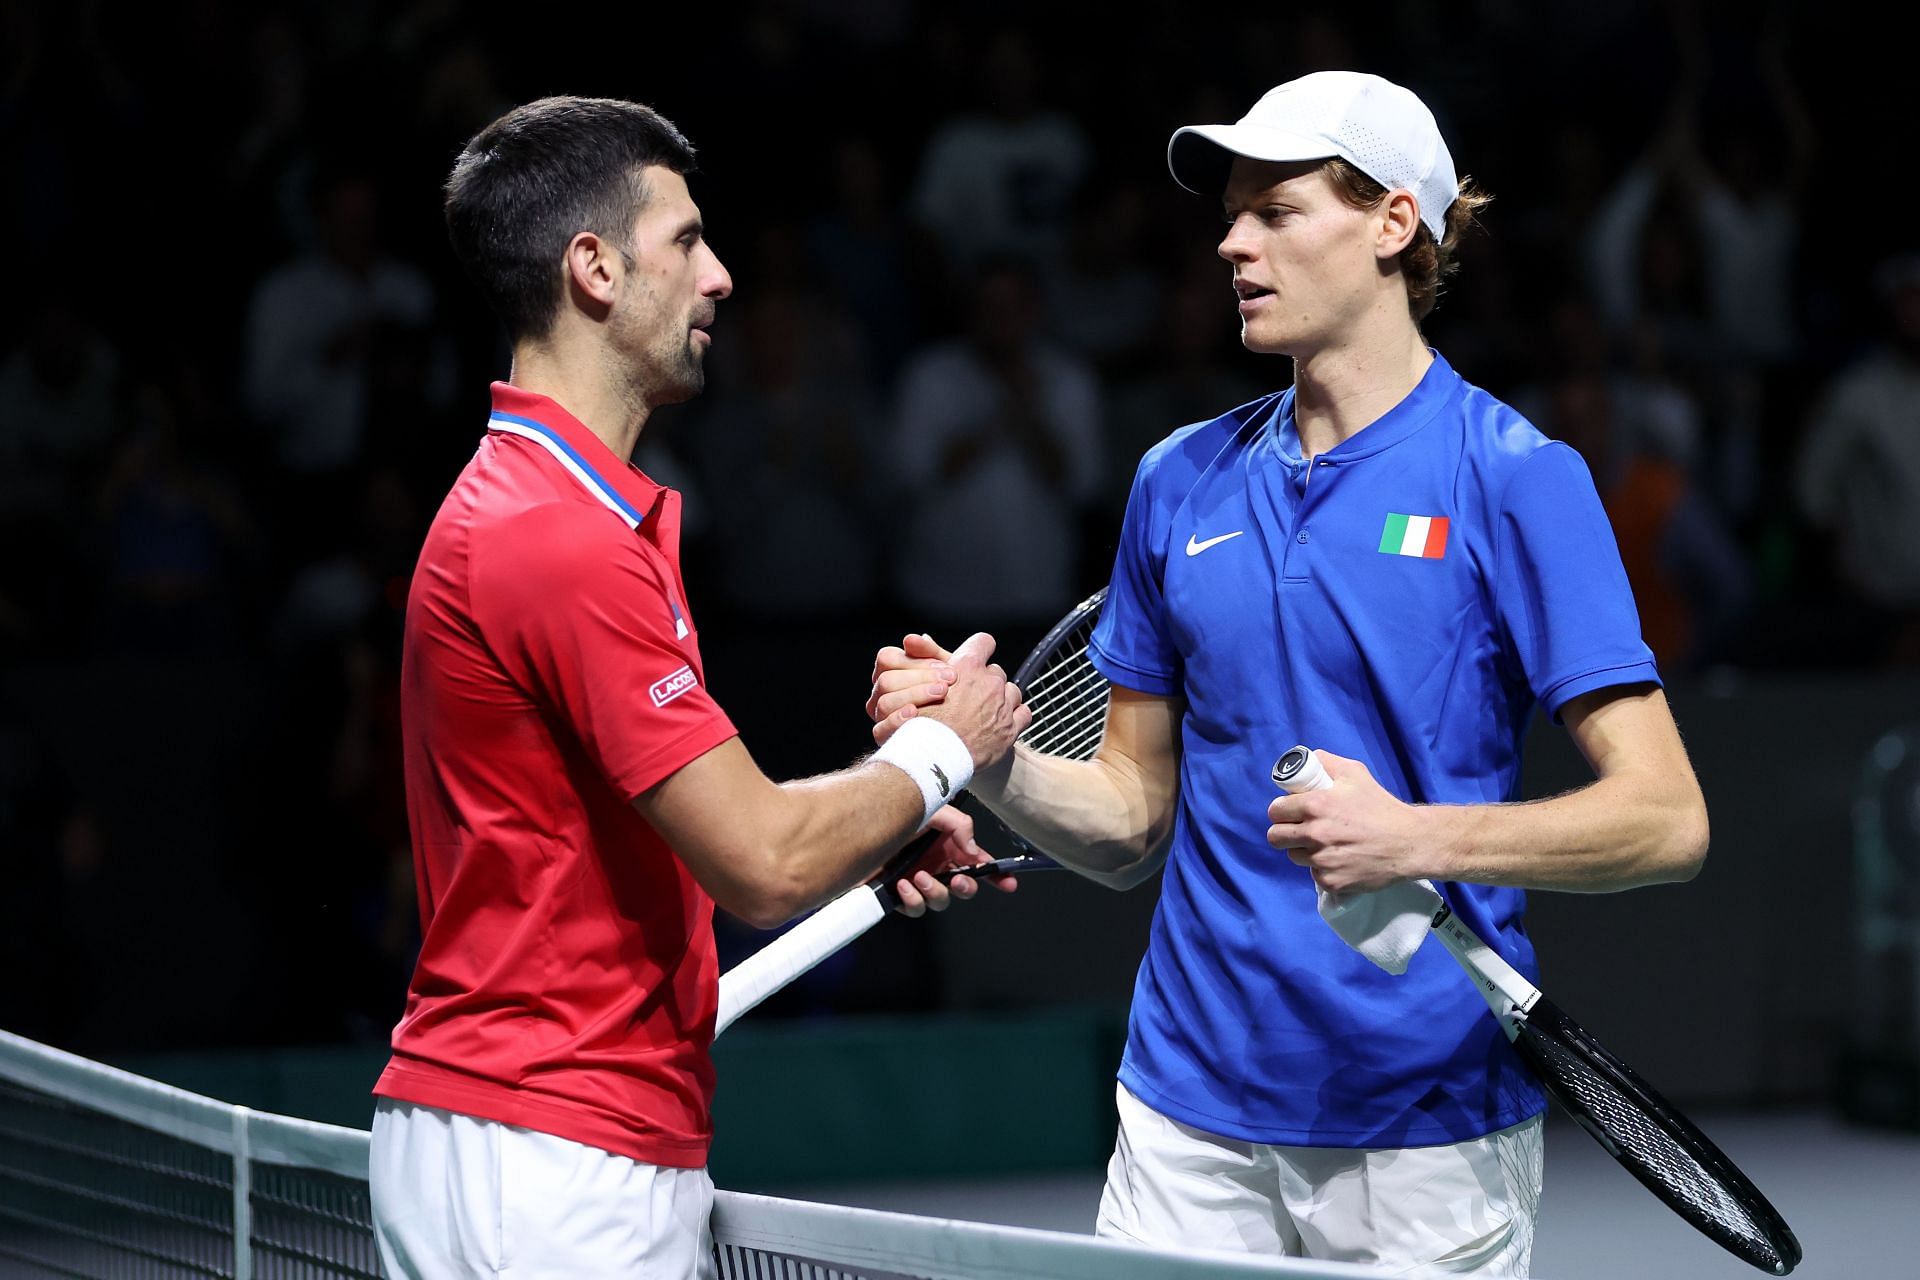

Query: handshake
[[864, 631, 1030, 774], [856, 630, 1032, 915]]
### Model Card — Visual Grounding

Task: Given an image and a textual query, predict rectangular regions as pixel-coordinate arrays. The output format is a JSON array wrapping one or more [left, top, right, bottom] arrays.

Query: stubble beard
[[621, 305, 707, 408], [654, 335, 706, 405]]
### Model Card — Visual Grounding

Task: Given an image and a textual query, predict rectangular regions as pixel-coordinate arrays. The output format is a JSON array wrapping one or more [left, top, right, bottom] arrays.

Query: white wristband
[[871, 717, 975, 828]]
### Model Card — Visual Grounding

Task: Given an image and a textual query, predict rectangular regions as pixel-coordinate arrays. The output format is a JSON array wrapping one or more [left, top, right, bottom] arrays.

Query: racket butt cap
[[1272, 745, 1331, 792]]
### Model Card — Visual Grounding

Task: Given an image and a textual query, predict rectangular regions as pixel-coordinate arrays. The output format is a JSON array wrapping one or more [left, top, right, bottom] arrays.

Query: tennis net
[[0, 1028, 1382, 1279]]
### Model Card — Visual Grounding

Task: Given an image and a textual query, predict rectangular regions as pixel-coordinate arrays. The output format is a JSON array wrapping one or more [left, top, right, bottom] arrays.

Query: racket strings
[[1019, 634, 1097, 697], [1019, 631, 1108, 762], [1041, 699, 1109, 760], [1023, 667, 1107, 747], [1525, 1031, 1785, 1268], [1026, 672, 1101, 719]]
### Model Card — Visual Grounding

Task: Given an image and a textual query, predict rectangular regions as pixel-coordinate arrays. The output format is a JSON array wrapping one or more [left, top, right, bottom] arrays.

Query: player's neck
[[508, 340, 652, 463], [1289, 324, 1432, 460]]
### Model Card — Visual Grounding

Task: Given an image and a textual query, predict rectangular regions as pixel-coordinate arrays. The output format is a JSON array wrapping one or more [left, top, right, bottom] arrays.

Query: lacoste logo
[[649, 665, 698, 708], [1185, 531, 1244, 557], [931, 764, 951, 798]]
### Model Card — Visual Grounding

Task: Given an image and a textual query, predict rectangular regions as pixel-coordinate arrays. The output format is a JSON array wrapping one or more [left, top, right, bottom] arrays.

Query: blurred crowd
[[0, 0, 1910, 1052]]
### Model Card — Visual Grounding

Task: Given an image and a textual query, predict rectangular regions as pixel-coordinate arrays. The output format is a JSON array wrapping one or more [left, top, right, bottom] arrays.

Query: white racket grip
[[714, 887, 888, 1038]]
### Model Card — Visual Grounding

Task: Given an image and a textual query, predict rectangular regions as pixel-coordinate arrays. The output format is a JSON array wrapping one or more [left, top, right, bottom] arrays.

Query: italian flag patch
[[1378, 513, 1449, 559]]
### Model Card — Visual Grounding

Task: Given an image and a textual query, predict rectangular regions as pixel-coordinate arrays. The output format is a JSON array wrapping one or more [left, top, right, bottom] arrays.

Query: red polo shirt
[[375, 383, 737, 1167]]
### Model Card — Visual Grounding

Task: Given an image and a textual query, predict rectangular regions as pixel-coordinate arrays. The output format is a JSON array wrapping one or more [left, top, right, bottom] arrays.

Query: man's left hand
[[889, 804, 1018, 916]]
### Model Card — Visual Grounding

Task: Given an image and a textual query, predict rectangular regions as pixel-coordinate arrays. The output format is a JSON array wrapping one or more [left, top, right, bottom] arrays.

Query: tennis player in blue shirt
[[870, 71, 1709, 1275]]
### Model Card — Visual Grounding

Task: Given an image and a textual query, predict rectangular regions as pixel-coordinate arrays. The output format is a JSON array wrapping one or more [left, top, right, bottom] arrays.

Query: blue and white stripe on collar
[[488, 411, 647, 529], [488, 409, 686, 638]]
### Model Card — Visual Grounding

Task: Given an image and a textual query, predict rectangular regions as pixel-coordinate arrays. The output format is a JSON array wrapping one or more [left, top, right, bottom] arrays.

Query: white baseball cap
[[1168, 71, 1458, 240]]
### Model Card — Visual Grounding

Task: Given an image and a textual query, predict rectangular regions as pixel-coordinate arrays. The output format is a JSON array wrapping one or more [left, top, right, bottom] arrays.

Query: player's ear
[[1375, 190, 1421, 260], [563, 230, 621, 316]]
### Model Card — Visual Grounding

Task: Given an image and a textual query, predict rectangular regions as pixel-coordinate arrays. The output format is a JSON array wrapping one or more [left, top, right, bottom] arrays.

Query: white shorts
[[1096, 1084, 1542, 1276], [370, 1098, 715, 1279]]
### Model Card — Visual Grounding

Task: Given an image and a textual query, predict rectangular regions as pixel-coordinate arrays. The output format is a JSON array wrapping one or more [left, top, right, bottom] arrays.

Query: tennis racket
[[713, 588, 1111, 1035], [1274, 746, 1802, 1275]]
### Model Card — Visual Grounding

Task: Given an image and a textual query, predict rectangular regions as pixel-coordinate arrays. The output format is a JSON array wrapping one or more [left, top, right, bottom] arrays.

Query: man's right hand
[[868, 632, 959, 744], [911, 632, 1029, 770]]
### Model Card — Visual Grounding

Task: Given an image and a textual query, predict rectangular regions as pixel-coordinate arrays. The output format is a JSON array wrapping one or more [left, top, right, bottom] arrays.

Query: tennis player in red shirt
[[367, 96, 1028, 1278]]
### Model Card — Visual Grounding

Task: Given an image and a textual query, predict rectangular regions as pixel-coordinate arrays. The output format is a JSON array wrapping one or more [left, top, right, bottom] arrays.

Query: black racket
[[714, 588, 1110, 1034], [1275, 746, 1802, 1275]]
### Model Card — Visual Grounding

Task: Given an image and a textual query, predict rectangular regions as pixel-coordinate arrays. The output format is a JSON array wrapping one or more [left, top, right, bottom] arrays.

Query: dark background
[[1, 0, 1916, 1112]]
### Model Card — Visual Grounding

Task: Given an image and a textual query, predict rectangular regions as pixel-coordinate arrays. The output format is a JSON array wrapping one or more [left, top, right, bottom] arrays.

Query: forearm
[[639, 737, 945, 929], [972, 742, 1173, 890], [1420, 771, 1708, 892], [757, 763, 933, 911]]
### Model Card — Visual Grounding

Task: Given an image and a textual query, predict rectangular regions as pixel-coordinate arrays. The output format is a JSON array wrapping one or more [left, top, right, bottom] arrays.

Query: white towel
[[1273, 746, 1444, 974], [1317, 879, 1443, 975]]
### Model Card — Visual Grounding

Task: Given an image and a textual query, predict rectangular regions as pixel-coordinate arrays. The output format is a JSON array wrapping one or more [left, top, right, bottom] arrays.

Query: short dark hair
[[443, 96, 697, 343]]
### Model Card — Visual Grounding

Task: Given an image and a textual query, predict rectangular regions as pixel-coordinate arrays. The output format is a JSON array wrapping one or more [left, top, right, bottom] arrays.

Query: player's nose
[[699, 244, 733, 300], [1217, 216, 1258, 264]]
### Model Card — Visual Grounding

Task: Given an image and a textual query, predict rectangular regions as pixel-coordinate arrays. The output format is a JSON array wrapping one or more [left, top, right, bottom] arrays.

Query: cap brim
[[1167, 124, 1339, 195]]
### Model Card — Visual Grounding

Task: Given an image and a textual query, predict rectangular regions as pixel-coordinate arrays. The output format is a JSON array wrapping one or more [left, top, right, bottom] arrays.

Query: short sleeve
[[1089, 454, 1182, 696], [1493, 443, 1661, 719], [472, 504, 737, 800]]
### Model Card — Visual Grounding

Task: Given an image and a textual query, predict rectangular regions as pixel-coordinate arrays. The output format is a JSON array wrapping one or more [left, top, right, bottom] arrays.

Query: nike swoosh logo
[[1185, 531, 1245, 556]]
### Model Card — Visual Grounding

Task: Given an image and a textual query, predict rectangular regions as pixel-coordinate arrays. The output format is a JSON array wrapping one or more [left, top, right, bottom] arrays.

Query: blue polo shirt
[[1090, 351, 1658, 1147]]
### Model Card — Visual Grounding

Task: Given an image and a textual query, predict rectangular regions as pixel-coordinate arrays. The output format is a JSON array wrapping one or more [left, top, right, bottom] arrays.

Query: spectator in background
[[271, 466, 420, 664], [1795, 254, 1920, 666], [1586, 172, 1720, 375], [1541, 362, 1751, 672], [0, 289, 121, 654], [1668, 8, 1812, 372], [243, 167, 450, 561], [888, 256, 1102, 633], [692, 288, 881, 620], [1585, 11, 1811, 374], [1103, 250, 1265, 514], [910, 30, 1090, 287], [1045, 181, 1164, 376], [806, 135, 932, 382], [0, 291, 120, 515], [227, 12, 315, 262], [92, 380, 262, 658], [1515, 296, 1751, 672]]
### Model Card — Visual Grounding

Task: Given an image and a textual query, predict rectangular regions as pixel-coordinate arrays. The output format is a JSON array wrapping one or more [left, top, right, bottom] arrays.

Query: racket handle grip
[[715, 887, 888, 1037]]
